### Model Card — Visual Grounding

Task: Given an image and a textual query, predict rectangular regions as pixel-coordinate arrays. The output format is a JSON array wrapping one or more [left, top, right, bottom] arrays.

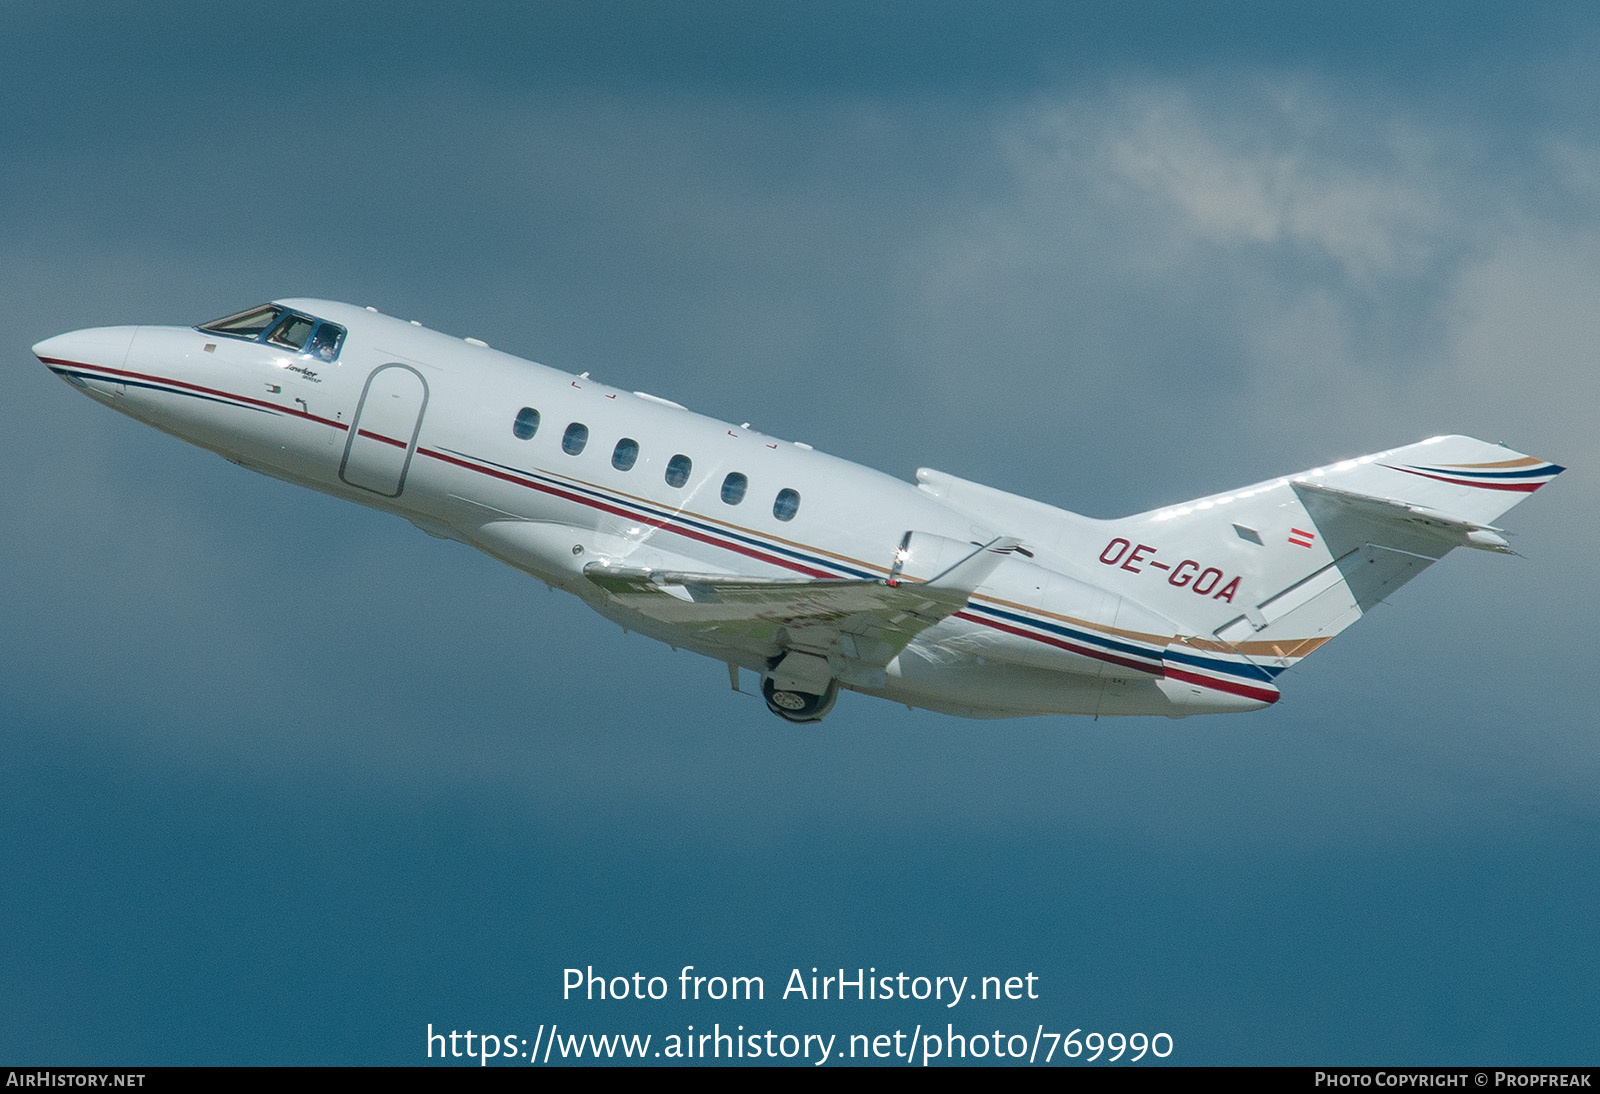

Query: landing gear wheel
[[762, 676, 840, 723], [769, 689, 809, 712]]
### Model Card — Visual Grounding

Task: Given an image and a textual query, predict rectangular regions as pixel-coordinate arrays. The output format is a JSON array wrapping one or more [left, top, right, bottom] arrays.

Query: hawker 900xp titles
[[35, 299, 1563, 723]]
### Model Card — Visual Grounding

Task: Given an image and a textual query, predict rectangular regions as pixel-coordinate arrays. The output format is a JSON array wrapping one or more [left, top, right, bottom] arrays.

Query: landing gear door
[[339, 364, 428, 497]]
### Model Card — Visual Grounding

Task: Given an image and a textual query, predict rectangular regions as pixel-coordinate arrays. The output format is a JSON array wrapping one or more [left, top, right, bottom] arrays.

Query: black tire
[[761, 675, 840, 723]]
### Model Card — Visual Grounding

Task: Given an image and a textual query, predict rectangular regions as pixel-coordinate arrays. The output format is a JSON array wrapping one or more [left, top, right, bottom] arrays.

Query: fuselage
[[34, 299, 1280, 720]]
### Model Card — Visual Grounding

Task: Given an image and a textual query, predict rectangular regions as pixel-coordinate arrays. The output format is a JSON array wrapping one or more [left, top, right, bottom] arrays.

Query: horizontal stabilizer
[[1290, 481, 1512, 553]]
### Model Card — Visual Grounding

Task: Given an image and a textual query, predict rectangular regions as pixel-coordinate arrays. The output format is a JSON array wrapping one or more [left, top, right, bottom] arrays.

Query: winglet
[[923, 536, 1024, 595]]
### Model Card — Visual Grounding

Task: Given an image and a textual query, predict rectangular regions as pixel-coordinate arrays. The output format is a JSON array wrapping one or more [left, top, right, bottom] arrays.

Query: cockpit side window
[[267, 315, 315, 351], [306, 322, 345, 361], [199, 305, 283, 339]]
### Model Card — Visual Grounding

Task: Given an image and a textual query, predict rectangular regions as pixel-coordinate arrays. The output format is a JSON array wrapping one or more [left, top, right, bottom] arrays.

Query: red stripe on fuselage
[[953, 610, 1160, 676], [41, 358, 349, 432], [54, 359, 1276, 705], [1163, 666, 1280, 703], [419, 448, 838, 578]]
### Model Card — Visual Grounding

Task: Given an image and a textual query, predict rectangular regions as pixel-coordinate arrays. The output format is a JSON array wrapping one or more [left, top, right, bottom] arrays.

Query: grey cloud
[[5, 64, 1595, 853]]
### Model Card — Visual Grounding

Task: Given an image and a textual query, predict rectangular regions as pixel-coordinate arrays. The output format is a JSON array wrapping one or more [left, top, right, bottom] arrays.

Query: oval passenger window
[[563, 422, 588, 455], [513, 407, 540, 440], [613, 438, 639, 471], [773, 488, 800, 522]]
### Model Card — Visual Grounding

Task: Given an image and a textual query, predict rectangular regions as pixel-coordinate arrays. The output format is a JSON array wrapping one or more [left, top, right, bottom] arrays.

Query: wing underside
[[583, 534, 1021, 681]]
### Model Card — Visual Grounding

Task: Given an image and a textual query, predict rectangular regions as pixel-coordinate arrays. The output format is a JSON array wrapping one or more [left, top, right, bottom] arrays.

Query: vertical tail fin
[[1092, 436, 1563, 672], [920, 435, 1562, 685]]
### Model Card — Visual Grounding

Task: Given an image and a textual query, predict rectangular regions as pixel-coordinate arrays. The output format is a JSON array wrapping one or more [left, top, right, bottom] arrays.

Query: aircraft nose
[[33, 326, 139, 376]]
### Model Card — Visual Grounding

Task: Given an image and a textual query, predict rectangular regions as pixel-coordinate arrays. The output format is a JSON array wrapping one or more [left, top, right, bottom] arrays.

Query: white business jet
[[34, 300, 1562, 723]]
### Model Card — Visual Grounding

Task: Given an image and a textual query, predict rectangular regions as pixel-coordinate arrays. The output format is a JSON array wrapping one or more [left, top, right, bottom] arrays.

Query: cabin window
[[721, 472, 748, 505], [665, 454, 692, 488], [612, 437, 639, 471], [562, 422, 588, 455], [513, 407, 540, 440], [773, 488, 800, 522]]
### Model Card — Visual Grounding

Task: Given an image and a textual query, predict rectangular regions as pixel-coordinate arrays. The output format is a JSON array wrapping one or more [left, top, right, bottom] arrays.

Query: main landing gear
[[762, 675, 840, 723]]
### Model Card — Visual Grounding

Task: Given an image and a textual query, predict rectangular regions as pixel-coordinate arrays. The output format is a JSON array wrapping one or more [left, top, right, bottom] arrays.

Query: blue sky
[[3, 2, 1597, 1065]]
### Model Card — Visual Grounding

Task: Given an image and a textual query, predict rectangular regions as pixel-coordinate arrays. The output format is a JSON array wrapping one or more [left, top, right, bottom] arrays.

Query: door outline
[[339, 363, 429, 497]]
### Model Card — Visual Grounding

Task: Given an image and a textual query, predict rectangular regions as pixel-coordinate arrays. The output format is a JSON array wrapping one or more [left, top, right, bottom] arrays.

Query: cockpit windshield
[[198, 304, 346, 362], [199, 304, 282, 339]]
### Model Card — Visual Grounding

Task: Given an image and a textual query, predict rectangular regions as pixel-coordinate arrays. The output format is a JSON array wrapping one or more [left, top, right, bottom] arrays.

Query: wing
[[583, 534, 1021, 683]]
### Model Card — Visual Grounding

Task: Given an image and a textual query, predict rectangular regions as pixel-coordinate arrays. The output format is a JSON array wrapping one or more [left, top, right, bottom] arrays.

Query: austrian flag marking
[[1288, 527, 1316, 549]]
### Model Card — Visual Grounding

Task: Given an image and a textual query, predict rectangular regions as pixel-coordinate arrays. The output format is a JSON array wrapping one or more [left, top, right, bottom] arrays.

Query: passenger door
[[339, 363, 428, 497]]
